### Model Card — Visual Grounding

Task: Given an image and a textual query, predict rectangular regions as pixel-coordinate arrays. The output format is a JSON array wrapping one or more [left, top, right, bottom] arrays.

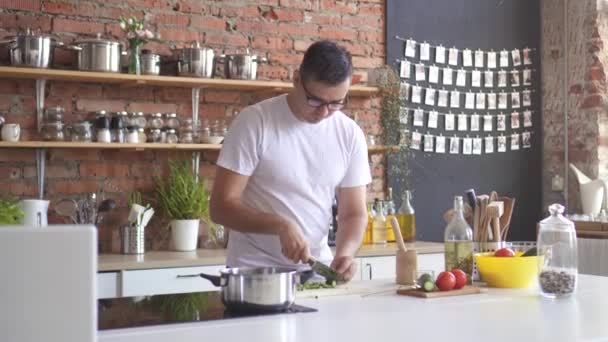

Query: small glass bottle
[[137, 127, 147, 143], [165, 113, 179, 130], [363, 202, 375, 245], [166, 129, 178, 144], [149, 113, 163, 130], [126, 126, 139, 143], [386, 187, 397, 242], [444, 196, 473, 281], [148, 128, 162, 143], [538, 204, 578, 298], [372, 201, 387, 244], [397, 190, 416, 242]]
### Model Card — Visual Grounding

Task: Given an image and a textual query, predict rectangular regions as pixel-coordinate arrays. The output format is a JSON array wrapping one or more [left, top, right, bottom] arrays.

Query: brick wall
[[541, 0, 608, 214], [0, 0, 385, 251]]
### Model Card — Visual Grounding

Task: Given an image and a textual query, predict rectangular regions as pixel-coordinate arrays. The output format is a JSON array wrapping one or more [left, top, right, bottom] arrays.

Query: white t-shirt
[[217, 94, 371, 270]]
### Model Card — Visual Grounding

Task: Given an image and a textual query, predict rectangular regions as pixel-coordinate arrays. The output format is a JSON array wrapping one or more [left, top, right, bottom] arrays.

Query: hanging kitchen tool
[[95, 198, 117, 226], [178, 267, 298, 313], [0, 28, 63, 68], [392, 216, 417, 285], [54, 199, 79, 224]]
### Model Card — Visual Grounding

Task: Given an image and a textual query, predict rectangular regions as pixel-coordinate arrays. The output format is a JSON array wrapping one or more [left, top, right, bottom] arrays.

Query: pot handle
[[178, 272, 224, 287], [61, 44, 82, 51], [0, 38, 15, 45]]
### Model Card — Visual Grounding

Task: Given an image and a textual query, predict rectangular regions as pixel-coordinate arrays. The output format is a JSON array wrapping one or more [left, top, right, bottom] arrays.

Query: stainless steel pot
[[174, 41, 214, 78], [68, 34, 122, 73], [188, 267, 297, 312], [0, 28, 63, 68], [141, 50, 160, 75], [222, 52, 267, 80]]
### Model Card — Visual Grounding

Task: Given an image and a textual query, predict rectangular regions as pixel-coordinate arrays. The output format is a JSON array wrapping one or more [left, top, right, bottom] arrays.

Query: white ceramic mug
[[1, 123, 21, 142]]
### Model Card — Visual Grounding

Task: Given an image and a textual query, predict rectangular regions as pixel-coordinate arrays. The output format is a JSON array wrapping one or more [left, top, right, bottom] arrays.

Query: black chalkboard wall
[[386, 0, 542, 242]]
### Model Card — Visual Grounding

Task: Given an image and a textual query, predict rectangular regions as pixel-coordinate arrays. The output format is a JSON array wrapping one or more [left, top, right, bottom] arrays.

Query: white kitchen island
[[99, 274, 608, 342]]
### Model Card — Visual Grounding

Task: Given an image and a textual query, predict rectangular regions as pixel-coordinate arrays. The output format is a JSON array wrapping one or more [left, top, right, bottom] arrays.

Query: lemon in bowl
[[474, 251, 541, 288]]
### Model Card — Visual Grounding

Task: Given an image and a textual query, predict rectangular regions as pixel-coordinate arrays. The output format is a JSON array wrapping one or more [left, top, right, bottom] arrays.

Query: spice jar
[[96, 115, 111, 143], [135, 112, 147, 129], [165, 113, 179, 130], [537, 204, 578, 298], [70, 122, 93, 142], [179, 118, 194, 144], [166, 129, 179, 144], [149, 113, 163, 129], [126, 126, 139, 143], [41, 122, 65, 141], [148, 128, 162, 143], [137, 127, 147, 143], [110, 114, 125, 143]]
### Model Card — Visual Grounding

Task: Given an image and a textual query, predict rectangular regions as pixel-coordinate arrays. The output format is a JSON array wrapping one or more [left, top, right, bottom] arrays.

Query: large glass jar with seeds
[[537, 204, 577, 298]]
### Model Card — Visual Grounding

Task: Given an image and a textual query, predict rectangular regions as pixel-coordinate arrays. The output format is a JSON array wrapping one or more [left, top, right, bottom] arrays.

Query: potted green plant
[[0, 197, 24, 225], [155, 159, 209, 251]]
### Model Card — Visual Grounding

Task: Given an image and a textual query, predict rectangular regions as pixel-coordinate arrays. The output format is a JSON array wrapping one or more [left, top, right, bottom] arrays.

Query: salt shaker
[[537, 204, 578, 298]]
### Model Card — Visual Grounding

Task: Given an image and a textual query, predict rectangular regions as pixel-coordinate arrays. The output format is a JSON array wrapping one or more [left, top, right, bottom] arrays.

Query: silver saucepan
[[67, 34, 122, 73], [173, 41, 215, 78], [179, 267, 298, 313], [0, 28, 63, 68], [220, 52, 268, 80]]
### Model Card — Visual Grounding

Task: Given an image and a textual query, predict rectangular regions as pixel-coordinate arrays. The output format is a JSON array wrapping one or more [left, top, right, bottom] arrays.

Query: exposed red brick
[[7, 182, 38, 196], [0, 13, 52, 32], [294, 40, 313, 52], [359, 4, 383, 16], [321, 0, 356, 14], [277, 23, 319, 37], [53, 18, 104, 35], [190, 16, 225, 31], [174, 0, 208, 14], [274, 8, 304, 22], [158, 28, 201, 43], [44, 1, 97, 16], [308, 14, 341, 26], [103, 86, 154, 101], [49, 150, 101, 161], [204, 91, 242, 104], [0, 166, 21, 180], [251, 36, 293, 51], [220, 5, 260, 18], [342, 15, 381, 28], [581, 94, 604, 109], [50, 180, 101, 194], [128, 102, 178, 114], [204, 32, 249, 47], [358, 30, 384, 43], [279, 0, 318, 10], [153, 13, 190, 27], [126, 0, 170, 10], [234, 20, 278, 34], [99, 150, 156, 162], [0, 0, 40, 11], [256, 65, 290, 80], [130, 162, 162, 178], [569, 84, 583, 95], [80, 162, 130, 178], [76, 99, 127, 112], [269, 52, 302, 66], [23, 165, 79, 179], [50, 83, 103, 98]]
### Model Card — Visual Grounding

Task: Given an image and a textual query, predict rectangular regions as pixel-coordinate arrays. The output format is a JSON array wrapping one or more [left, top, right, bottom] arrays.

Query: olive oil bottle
[[363, 202, 375, 245], [372, 200, 387, 244], [386, 188, 397, 242], [397, 190, 416, 242], [444, 196, 473, 281]]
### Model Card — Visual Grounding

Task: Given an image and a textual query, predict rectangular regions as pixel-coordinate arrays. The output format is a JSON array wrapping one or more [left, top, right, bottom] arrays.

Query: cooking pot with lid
[[221, 50, 267, 80], [180, 267, 297, 313], [174, 41, 215, 78], [67, 34, 122, 73], [0, 28, 63, 68]]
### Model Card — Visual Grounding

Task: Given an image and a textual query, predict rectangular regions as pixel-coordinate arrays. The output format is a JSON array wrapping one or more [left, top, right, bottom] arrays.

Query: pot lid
[[74, 33, 120, 45], [4, 27, 58, 40]]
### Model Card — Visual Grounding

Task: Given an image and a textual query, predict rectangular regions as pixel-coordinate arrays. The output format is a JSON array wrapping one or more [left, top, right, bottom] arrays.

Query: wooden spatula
[[499, 196, 515, 241]]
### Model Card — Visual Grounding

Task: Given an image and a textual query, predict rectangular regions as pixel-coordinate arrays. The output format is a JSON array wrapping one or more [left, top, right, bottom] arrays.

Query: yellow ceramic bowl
[[474, 252, 541, 288]]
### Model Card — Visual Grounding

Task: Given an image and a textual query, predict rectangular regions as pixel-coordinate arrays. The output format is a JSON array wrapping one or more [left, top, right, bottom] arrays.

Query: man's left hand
[[330, 255, 357, 282]]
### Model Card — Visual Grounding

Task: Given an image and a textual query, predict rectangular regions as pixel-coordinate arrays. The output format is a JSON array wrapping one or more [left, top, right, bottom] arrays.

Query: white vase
[[170, 219, 200, 251]]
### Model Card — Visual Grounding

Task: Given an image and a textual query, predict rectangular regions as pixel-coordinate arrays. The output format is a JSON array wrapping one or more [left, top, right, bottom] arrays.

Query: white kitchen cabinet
[[357, 253, 444, 281], [97, 272, 120, 299]]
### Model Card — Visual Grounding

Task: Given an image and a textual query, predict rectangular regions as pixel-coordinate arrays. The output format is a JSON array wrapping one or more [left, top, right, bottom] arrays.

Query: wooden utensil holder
[[396, 249, 417, 285]]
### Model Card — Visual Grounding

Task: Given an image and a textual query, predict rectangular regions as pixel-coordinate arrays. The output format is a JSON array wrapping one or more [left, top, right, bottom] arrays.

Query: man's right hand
[[278, 222, 310, 264]]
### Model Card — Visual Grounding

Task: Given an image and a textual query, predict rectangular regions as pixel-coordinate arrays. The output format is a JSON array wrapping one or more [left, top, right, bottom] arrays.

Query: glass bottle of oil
[[363, 202, 375, 245], [386, 188, 397, 242], [444, 196, 473, 282], [397, 190, 416, 242], [372, 200, 387, 244]]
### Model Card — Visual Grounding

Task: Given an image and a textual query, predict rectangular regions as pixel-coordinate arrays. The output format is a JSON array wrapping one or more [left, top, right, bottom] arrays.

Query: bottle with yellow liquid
[[363, 202, 375, 245], [372, 200, 387, 244], [444, 196, 473, 281], [397, 190, 416, 242], [386, 187, 397, 242]]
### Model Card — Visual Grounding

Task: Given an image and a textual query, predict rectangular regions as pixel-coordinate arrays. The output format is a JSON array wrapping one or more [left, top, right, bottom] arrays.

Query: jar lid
[[136, 112, 144, 116], [138, 127, 145, 132], [96, 110, 107, 116], [75, 33, 120, 45], [540, 203, 574, 228], [167, 129, 176, 133], [153, 113, 163, 118], [166, 113, 177, 118]]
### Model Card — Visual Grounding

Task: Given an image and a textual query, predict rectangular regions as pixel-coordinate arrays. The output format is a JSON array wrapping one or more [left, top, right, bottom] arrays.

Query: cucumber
[[422, 280, 436, 292], [521, 247, 537, 257], [417, 273, 433, 287]]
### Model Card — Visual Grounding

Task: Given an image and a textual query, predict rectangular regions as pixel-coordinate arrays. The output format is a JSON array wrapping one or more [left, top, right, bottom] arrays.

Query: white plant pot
[[170, 219, 200, 251]]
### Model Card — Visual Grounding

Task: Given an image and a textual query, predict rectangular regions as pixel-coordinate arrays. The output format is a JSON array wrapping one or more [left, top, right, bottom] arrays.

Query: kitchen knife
[[307, 257, 344, 283]]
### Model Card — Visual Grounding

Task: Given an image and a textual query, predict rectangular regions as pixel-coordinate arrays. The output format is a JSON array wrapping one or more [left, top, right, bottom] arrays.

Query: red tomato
[[435, 271, 456, 291], [494, 247, 516, 257], [450, 268, 467, 289]]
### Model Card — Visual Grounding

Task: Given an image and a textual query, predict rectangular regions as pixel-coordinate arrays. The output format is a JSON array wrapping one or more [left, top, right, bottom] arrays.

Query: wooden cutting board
[[396, 286, 483, 298]]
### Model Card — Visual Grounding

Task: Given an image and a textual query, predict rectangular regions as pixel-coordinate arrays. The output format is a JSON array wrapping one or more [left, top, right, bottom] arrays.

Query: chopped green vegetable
[[521, 247, 537, 257], [422, 280, 436, 292], [416, 273, 433, 288], [296, 281, 337, 291]]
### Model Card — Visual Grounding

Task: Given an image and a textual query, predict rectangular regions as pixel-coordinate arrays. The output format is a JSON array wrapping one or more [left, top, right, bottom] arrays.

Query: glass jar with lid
[[96, 115, 111, 143], [44, 106, 65, 123], [166, 129, 179, 144], [165, 113, 180, 130], [70, 122, 93, 142], [135, 112, 147, 129], [126, 126, 139, 143], [537, 204, 578, 298], [148, 128, 162, 143], [41, 122, 65, 141], [137, 127, 147, 143], [149, 113, 164, 129]]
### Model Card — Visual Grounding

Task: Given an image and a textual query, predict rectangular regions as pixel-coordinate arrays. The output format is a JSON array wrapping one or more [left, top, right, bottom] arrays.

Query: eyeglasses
[[300, 80, 348, 111]]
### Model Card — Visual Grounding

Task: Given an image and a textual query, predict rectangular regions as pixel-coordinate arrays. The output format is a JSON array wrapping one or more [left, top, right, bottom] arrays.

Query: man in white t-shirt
[[210, 41, 371, 281]]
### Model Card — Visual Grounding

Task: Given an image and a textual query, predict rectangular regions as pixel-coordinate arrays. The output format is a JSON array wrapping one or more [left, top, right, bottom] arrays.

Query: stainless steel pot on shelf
[[0, 28, 63, 68], [67, 34, 122, 73], [180, 267, 298, 312], [220, 51, 267, 80], [174, 41, 215, 78], [140, 49, 160, 75]]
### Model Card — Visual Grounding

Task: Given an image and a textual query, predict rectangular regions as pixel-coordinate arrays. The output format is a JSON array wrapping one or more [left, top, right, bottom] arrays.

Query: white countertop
[[98, 274, 608, 342], [98, 241, 443, 271]]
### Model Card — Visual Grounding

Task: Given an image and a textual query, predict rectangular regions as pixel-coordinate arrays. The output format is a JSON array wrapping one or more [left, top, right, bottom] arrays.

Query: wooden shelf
[[0, 66, 379, 96], [0, 141, 221, 151], [0, 141, 397, 153]]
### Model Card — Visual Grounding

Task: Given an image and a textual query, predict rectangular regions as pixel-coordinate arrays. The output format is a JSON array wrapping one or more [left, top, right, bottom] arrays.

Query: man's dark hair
[[299, 40, 353, 85]]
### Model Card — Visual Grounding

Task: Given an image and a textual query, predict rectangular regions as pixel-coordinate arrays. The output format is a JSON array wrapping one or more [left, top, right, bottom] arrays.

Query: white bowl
[[200, 136, 224, 144]]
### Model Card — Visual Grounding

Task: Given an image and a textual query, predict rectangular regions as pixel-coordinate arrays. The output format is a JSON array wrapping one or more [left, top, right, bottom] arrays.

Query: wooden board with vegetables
[[397, 286, 483, 298]]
